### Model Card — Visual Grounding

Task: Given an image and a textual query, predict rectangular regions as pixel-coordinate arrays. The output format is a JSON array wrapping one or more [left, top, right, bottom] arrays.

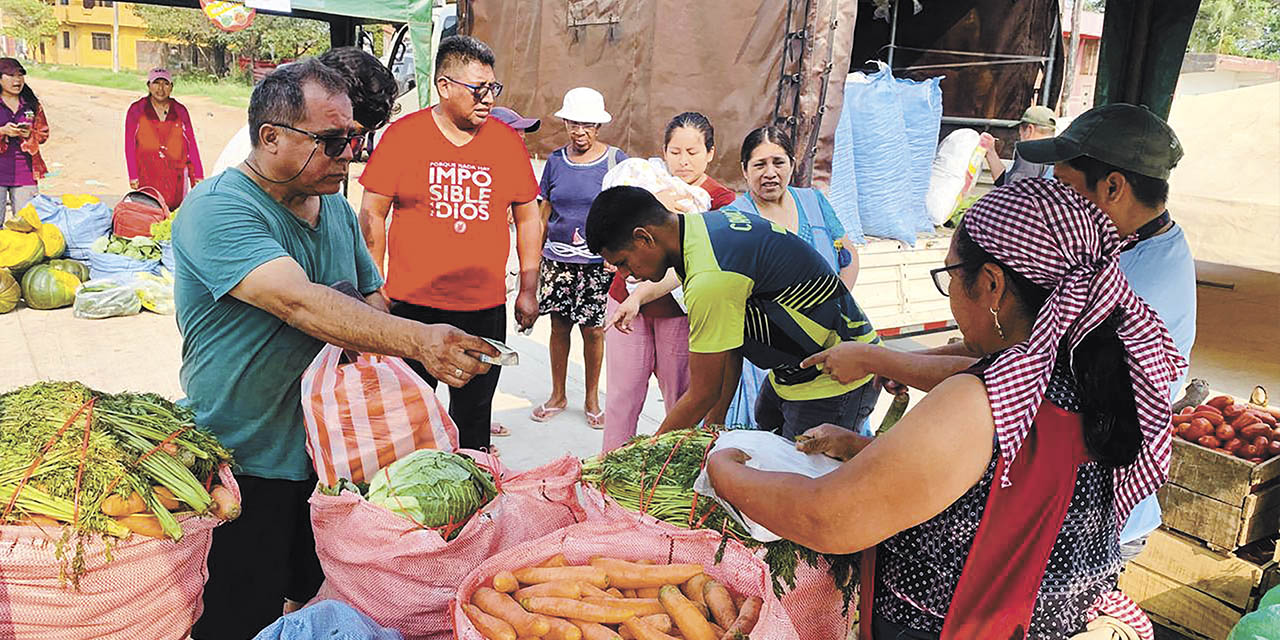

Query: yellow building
[[46, 1, 161, 71]]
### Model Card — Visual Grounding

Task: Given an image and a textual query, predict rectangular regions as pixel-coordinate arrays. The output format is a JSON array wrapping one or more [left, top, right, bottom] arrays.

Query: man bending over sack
[[585, 185, 881, 439], [174, 58, 499, 639]]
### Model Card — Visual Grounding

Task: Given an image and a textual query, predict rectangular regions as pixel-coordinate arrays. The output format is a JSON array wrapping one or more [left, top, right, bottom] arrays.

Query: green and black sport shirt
[[678, 210, 880, 401]]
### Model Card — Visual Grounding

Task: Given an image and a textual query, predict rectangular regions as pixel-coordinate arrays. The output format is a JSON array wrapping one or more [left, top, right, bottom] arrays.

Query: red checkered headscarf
[[963, 178, 1186, 530]]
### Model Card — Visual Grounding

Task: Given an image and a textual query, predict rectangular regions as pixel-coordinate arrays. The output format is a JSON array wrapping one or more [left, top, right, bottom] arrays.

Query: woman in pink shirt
[[124, 68, 203, 209]]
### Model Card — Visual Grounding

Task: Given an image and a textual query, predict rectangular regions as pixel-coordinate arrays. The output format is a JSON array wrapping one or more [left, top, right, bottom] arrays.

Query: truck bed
[[851, 229, 956, 337]]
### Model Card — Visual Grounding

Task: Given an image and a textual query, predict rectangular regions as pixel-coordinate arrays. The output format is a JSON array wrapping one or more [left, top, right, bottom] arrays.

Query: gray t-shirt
[[995, 149, 1054, 186]]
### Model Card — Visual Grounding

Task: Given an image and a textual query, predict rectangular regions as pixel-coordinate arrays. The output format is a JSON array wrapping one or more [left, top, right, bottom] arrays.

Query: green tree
[[1188, 0, 1280, 60], [0, 0, 58, 60], [132, 5, 329, 76]]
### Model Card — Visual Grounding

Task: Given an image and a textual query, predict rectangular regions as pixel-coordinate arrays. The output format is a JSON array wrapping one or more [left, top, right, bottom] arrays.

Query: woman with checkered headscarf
[[707, 178, 1185, 638]]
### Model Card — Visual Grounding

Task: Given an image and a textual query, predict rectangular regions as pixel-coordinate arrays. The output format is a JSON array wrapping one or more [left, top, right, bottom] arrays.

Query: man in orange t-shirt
[[359, 36, 541, 452]]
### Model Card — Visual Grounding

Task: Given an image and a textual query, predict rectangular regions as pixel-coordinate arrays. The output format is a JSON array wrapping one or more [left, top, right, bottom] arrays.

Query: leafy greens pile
[[0, 382, 234, 586], [581, 428, 859, 612], [91, 234, 162, 261]]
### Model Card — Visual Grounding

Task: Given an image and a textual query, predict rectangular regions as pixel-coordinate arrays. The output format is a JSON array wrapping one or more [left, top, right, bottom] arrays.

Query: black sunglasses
[[929, 262, 974, 297], [269, 122, 363, 158], [440, 75, 503, 101]]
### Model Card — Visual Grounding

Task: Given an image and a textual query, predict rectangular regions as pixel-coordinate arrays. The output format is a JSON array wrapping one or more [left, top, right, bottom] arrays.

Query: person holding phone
[[0, 58, 48, 222]]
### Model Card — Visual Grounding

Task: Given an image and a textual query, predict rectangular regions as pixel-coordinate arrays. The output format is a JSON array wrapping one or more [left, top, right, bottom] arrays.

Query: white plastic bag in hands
[[693, 430, 843, 542]]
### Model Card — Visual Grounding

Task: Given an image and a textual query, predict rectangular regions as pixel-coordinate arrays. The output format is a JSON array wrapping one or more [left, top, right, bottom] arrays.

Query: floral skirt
[[537, 259, 614, 327]]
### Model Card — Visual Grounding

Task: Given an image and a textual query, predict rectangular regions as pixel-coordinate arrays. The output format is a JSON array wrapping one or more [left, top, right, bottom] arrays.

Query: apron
[[136, 103, 189, 209], [861, 400, 1092, 638]]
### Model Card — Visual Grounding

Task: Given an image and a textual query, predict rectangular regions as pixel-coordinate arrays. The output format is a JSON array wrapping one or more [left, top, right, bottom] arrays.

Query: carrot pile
[[464, 555, 763, 640]]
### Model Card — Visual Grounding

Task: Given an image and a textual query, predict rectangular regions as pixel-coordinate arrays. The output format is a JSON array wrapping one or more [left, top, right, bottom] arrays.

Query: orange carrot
[[681, 574, 710, 606], [719, 596, 761, 639], [659, 585, 716, 640], [513, 566, 609, 588], [636, 587, 661, 599], [606, 587, 624, 598], [20, 515, 61, 528], [729, 591, 746, 612], [545, 616, 584, 640], [621, 616, 681, 640], [463, 603, 517, 640], [210, 485, 241, 521], [493, 570, 519, 593], [590, 557, 704, 589], [542, 553, 570, 567], [513, 580, 583, 600], [473, 587, 552, 637], [519, 596, 634, 624], [571, 619, 623, 640], [101, 491, 146, 517], [701, 580, 736, 628], [640, 614, 673, 633], [579, 581, 615, 599], [621, 588, 637, 599], [117, 513, 165, 538], [581, 597, 666, 616], [152, 486, 182, 511]]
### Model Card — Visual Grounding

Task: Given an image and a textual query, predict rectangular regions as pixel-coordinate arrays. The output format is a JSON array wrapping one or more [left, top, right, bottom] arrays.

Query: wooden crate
[[1158, 437, 1280, 551], [1120, 529, 1278, 640]]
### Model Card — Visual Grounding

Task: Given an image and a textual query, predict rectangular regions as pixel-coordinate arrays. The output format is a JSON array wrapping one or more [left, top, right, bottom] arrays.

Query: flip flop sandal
[[586, 409, 605, 430], [531, 403, 567, 423], [490, 422, 511, 437]]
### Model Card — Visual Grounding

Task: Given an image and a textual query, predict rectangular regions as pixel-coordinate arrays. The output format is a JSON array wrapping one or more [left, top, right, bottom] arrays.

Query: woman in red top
[[601, 112, 736, 451], [708, 179, 1182, 638], [124, 68, 203, 209]]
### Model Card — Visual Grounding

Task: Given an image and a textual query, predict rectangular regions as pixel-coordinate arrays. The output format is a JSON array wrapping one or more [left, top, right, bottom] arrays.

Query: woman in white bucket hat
[[531, 87, 627, 428]]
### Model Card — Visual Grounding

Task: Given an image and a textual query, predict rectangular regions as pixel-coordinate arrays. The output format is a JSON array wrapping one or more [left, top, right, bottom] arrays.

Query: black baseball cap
[[1017, 103, 1183, 180]]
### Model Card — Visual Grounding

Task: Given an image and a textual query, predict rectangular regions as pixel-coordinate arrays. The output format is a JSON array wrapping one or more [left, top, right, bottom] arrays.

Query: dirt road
[[35, 77, 248, 198]]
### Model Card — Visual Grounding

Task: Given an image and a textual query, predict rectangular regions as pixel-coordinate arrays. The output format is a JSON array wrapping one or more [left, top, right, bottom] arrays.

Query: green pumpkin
[[46, 258, 90, 283], [0, 268, 18, 313], [20, 263, 80, 310]]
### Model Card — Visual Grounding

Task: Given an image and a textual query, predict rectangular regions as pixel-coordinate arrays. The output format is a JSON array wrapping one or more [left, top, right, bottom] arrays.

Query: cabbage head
[[366, 450, 497, 538]]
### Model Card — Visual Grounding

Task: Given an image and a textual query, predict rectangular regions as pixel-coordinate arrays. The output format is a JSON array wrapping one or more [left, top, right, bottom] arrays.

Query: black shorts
[[192, 474, 325, 640]]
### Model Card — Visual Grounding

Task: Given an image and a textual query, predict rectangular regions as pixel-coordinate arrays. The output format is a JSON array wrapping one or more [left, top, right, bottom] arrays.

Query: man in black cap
[[1018, 102, 1196, 559]]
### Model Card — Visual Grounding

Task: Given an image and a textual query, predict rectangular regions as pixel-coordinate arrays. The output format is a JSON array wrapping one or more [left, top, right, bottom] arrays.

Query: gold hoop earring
[[990, 307, 1005, 340]]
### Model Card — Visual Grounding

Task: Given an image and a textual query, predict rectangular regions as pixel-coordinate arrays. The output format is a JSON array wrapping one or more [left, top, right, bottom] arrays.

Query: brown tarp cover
[[850, 0, 1063, 149], [460, 0, 857, 190]]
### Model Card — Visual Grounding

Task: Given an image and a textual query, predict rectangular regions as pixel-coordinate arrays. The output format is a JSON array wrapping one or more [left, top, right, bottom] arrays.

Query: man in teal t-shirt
[[178, 59, 499, 640]]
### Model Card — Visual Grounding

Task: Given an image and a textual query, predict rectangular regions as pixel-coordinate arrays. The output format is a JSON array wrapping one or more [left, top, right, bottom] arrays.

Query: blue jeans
[[754, 378, 880, 440], [0, 184, 37, 219]]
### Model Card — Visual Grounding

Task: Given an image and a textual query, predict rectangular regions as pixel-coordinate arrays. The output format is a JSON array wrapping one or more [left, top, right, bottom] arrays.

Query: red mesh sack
[[0, 467, 239, 640], [112, 187, 170, 238], [309, 454, 584, 640], [301, 344, 460, 487], [452, 518, 800, 639], [579, 485, 856, 638]]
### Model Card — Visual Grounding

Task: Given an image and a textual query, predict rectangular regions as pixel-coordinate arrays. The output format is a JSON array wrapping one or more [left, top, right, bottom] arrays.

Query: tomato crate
[[1120, 528, 1280, 640], [1158, 436, 1280, 552]]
